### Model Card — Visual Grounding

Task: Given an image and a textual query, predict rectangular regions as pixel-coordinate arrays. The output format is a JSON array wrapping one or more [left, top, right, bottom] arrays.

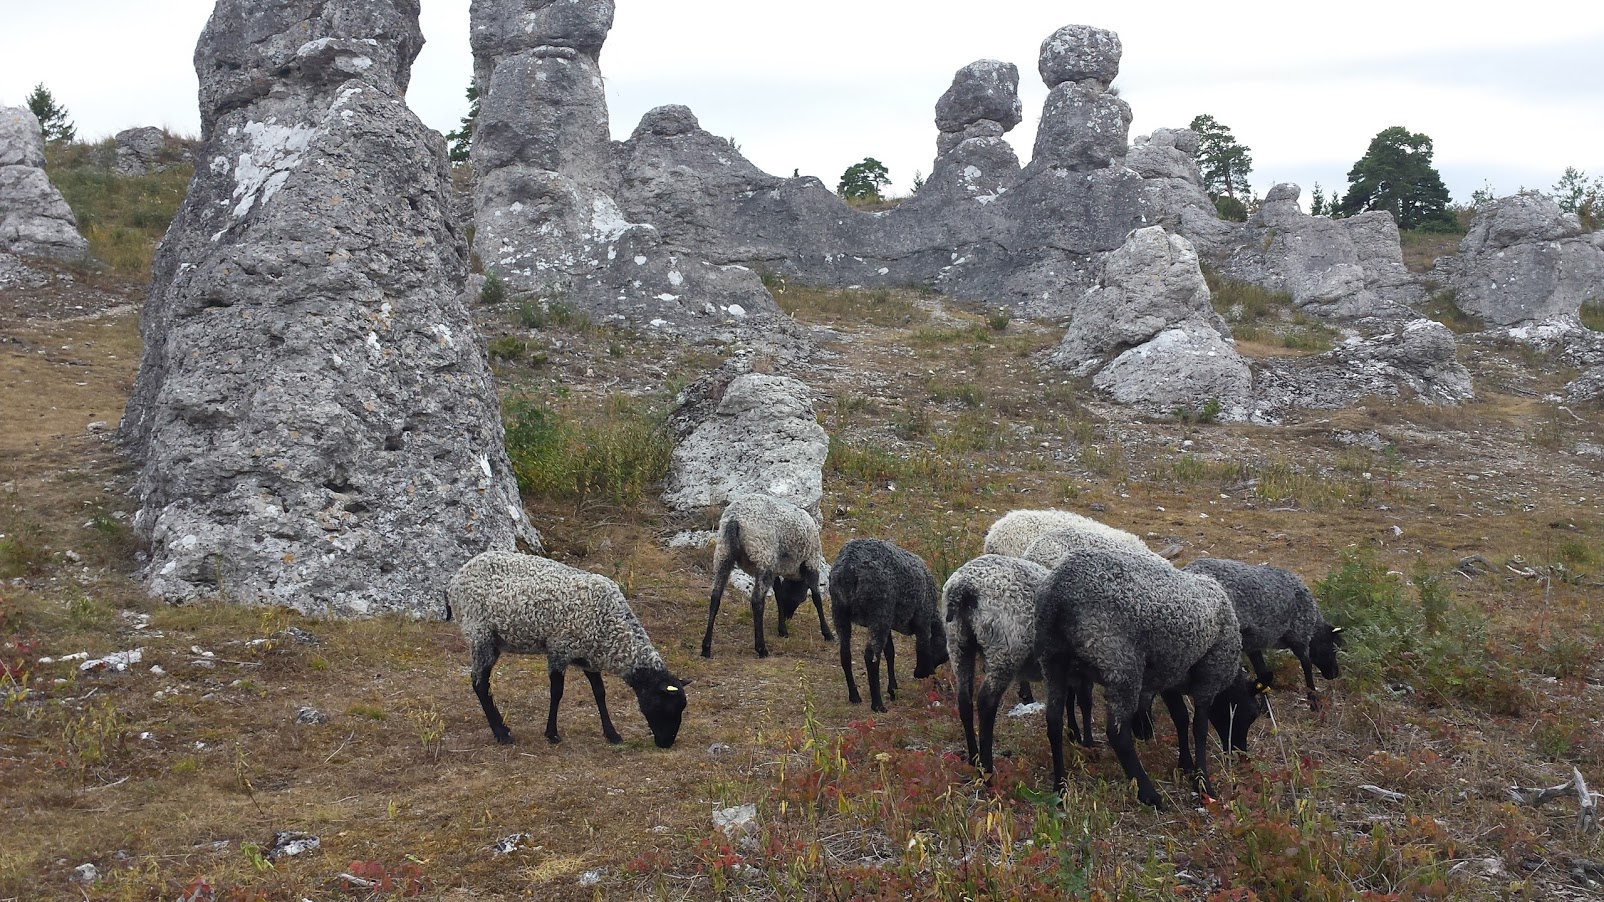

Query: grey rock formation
[[1038, 24, 1122, 89], [663, 372, 828, 522], [934, 60, 1021, 155], [1219, 183, 1417, 319], [114, 127, 183, 176], [0, 106, 90, 261], [1129, 128, 1221, 236], [1258, 319, 1474, 411], [1050, 226, 1226, 373], [1441, 192, 1604, 326], [122, 0, 538, 615], [1032, 82, 1131, 172], [1567, 367, 1604, 403], [1092, 323, 1255, 420]]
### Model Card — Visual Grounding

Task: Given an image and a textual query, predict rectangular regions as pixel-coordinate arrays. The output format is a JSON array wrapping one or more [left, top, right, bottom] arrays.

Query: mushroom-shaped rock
[[1038, 24, 1122, 89]]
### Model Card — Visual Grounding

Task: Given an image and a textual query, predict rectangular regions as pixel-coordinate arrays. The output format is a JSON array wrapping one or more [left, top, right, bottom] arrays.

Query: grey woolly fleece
[[1181, 558, 1327, 656], [944, 554, 1050, 681], [1022, 527, 1156, 570], [716, 494, 824, 582], [448, 552, 665, 678], [830, 538, 941, 634], [1035, 548, 1243, 727], [985, 509, 1146, 559]]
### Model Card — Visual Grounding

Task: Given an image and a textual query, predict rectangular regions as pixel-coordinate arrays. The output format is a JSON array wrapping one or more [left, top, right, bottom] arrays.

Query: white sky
[[2, 0, 1601, 207]]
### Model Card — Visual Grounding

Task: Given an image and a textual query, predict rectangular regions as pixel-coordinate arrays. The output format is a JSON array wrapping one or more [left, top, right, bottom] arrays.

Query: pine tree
[[1339, 126, 1456, 232], [25, 83, 75, 144], [1188, 114, 1253, 201], [444, 84, 478, 164], [838, 158, 891, 201]]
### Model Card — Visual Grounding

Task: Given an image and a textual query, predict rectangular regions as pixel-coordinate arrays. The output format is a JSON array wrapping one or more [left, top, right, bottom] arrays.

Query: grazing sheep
[[829, 538, 949, 712], [447, 551, 687, 749], [1035, 549, 1265, 808], [944, 554, 1092, 776], [701, 494, 833, 659], [1021, 526, 1159, 570], [985, 509, 1149, 559], [1182, 557, 1343, 706]]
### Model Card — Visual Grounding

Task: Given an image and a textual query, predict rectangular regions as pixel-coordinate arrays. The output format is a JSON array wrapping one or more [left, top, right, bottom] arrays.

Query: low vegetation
[[45, 138, 193, 277]]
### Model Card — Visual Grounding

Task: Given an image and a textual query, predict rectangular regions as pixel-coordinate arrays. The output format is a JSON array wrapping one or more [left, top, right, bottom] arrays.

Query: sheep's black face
[[1209, 676, 1268, 752], [637, 675, 687, 749], [773, 578, 809, 619], [913, 622, 950, 679], [1310, 625, 1344, 680]]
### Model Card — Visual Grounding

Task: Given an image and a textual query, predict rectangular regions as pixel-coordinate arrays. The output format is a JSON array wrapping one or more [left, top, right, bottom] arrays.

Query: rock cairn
[[122, 0, 538, 615]]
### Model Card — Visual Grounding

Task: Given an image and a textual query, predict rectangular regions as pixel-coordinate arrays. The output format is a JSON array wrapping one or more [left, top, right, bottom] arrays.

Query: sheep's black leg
[[805, 566, 834, 641], [1107, 680, 1163, 808], [1191, 692, 1216, 800], [1042, 659, 1070, 799], [701, 554, 737, 658], [585, 670, 622, 744], [864, 629, 889, 713], [954, 649, 979, 769], [1248, 650, 1273, 687], [470, 640, 511, 744], [750, 571, 774, 657], [837, 614, 861, 704], [977, 673, 1011, 779], [544, 668, 566, 744], [1075, 678, 1096, 747], [1161, 689, 1195, 774], [883, 634, 898, 701], [1017, 680, 1035, 704], [1291, 643, 1319, 705]]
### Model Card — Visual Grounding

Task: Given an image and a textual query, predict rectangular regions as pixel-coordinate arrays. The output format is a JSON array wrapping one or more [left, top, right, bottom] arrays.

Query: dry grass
[[4, 272, 1604, 900], [1399, 230, 1464, 274]]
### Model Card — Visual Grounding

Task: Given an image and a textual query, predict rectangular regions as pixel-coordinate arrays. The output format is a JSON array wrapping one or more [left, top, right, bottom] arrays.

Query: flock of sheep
[[444, 496, 1344, 808]]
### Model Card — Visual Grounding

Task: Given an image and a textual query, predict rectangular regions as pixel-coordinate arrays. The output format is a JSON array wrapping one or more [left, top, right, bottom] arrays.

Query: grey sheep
[[1035, 548, 1265, 808], [1182, 557, 1343, 706], [944, 554, 1092, 776], [701, 494, 834, 659], [447, 551, 687, 748], [985, 509, 1148, 559], [829, 538, 949, 712]]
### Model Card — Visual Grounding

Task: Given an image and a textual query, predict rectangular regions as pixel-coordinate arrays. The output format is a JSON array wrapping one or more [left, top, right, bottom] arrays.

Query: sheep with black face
[[702, 494, 833, 659], [448, 552, 687, 749], [829, 538, 949, 712]]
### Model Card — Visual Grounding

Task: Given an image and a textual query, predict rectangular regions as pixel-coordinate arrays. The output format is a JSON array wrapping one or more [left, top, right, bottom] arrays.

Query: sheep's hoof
[[493, 732, 514, 746], [821, 629, 835, 641], [754, 646, 769, 658], [545, 731, 561, 745], [847, 693, 861, 705], [699, 646, 712, 659], [604, 732, 623, 745], [1138, 792, 1166, 810], [871, 703, 888, 714]]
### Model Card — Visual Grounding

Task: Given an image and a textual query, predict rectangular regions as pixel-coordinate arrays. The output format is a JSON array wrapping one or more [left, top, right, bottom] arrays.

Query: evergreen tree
[[838, 157, 891, 201], [1188, 114, 1253, 200], [25, 83, 75, 144], [444, 83, 478, 164], [1339, 126, 1457, 232]]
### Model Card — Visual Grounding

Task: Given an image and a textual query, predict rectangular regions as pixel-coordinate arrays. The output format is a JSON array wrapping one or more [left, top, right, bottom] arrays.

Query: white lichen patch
[[230, 120, 317, 220]]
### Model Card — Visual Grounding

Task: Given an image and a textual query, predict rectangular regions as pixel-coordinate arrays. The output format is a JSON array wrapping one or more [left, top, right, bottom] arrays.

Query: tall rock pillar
[[122, 0, 539, 616]]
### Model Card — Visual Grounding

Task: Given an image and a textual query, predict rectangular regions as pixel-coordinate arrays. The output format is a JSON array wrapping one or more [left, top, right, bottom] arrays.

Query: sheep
[[1035, 548, 1266, 808], [701, 494, 834, 659], [1021, 526, 1160, 571], [1182, 557, 1344, 707], [447, 551, 687, 749], [943, 553, 1092, 776], [985, 509, 1149, 559], [828, 538, 949, 712]]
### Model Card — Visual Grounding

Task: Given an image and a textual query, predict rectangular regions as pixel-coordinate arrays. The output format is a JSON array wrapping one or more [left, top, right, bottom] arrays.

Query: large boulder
[[0, 106, 90, 261], [663, 372, 828, 522], [114, 127, 185, 176], [1091, 323, 1255, 420], [1050, 226, 1225, 372], [1442, 192, 1604, 326], [1257, 319, 1474, 411], [1038, 24, 1122, 89], [121, 0, 537, 615], [934, 60, 1021, 155]]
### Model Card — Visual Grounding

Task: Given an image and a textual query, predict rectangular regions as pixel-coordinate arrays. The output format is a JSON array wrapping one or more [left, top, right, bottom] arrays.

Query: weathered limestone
[[122, 0, 537, 615], [114, 127, 184, 176], [1257, 319, 1474, 412], [663, 371, 829, 522], [1441, 192, 1604, 326], [0, 106, 90, 261], [1092, 323, 1255, 420], [934, 60, 1021, 156]]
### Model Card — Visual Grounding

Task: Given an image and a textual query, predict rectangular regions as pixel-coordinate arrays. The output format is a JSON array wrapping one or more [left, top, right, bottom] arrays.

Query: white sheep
[[701, 494, 833, 659], [943, 553, 1091, 776], [1021, 525, 1158, 570], [829, 538, 949, 712], [447, 551, 687, 748], [1035, 548, 1265, 808], [1183, 557, 1343, 707], [985, 509, 1149, 559]]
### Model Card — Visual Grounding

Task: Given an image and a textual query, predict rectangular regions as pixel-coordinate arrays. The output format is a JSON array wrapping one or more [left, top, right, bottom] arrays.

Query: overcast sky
[[2, 0, 1601, 208]]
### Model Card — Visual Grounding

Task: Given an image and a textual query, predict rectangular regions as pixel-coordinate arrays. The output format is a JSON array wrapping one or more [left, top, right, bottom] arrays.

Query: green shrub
[[986, 307, 1011, 331], [1419, 289, 1484, 334], [1581, 301, 1604, 333], [480, 272, 507, 305], [515, 297, 589, 331], [1214, 195, 1249, 222], [0, 519, 49, 578], [502, 395, 671, 507], [486, 336, 526, 360]]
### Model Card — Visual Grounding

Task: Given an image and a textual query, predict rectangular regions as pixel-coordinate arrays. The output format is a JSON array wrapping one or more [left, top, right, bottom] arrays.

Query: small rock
[[708, 742, 732, 756], [1007, 702, 1045, 718], [264, 831, 319, 860], [712, 803, 760, 850], [493, 833, 528, 856], [71, 863, 99, 884], [294, 707, 328, 725], [86, 421, 108, 433], [578, 869, 605, 887]]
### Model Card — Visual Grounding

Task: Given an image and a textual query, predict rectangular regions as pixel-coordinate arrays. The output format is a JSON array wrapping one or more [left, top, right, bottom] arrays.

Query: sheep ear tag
[[664, 685, 680, 692], [1331, 626, 1344, 633], [1254, 680, 1272, 695]]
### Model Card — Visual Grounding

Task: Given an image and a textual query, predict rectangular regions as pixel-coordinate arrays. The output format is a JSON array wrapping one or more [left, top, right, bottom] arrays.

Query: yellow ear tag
[[1331, 626, 1344, 633], [665, 685, 680, 692], [1255, 681, 1271, 694]]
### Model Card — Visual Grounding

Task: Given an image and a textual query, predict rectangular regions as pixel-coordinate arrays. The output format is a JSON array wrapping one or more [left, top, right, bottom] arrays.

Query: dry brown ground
[[3, 271, 1603, 900]]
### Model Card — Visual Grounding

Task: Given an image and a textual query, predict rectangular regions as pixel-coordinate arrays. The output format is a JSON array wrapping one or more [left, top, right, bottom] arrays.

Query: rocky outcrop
[[114, 127, 186, 176], [1258, 319, 1474, 412], [1218, 183, 1417, 319], [1092, 323, 1255, 420], [663, 371, 828, 522], [122, 0, 538, 615], [1440, 192, 1604, 326], [1049, 226, 1228, 373], [934, 60, 1021, 155], [0, 106, 90, 262]]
